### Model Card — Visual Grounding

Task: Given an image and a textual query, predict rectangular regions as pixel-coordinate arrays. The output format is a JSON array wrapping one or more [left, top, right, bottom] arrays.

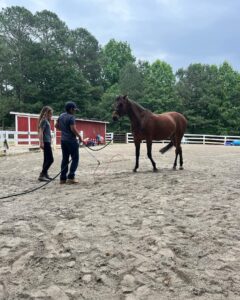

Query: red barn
[[10, 112, 108, 146]]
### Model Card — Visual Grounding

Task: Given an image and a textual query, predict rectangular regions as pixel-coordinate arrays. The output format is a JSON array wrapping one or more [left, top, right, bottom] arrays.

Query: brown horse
[[112, 95, 187, 172]]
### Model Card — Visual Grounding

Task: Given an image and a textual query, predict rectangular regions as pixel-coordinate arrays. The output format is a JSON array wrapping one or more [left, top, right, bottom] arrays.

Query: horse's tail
[[159, 141, 173, 154]]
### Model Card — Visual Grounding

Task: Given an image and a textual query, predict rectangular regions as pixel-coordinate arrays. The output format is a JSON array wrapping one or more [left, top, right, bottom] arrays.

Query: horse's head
[[112, 95, 129, 121]]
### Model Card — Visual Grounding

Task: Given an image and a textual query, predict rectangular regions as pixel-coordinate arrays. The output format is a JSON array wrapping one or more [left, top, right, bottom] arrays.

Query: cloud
[[155, 0, 182, 16], [1, 0, 239, 71], [96, 0, 132, 21], [0, 0, 8, 9], [28, 0, 58, 11], [0, 0, 58, 12]]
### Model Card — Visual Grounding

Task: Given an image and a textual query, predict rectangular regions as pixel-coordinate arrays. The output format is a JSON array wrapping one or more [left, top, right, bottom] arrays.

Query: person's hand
[[40, 142, 44, 149]]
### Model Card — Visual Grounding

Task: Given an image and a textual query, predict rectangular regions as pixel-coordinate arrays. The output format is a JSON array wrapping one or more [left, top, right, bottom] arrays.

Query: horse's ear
[[123, 95, 128, 100]]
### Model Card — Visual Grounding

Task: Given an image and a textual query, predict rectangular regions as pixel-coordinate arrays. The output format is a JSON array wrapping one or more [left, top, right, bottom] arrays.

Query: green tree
[[68, 28, 102, 85], [0, 96, 17, 128], [67, 28, 104, 118], [119, 62, 144, 100], [101, 39, 135, 87], [175, 62, 240, 134], [32, 10, 93, 115], [142, 60, 176, 112], [33, 10, 69, 54], [217, 62, 240, 134], [0, 37, 9, 96], [176, 63, 220, 133], [0, 6, 35, 104]]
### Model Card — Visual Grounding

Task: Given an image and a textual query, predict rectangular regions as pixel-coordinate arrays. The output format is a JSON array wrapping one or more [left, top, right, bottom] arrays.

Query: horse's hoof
[[153, 168, 158, 172], [173, 167, 177, 171], [179, 166, 184, 170], [133, 169, 137, 172]]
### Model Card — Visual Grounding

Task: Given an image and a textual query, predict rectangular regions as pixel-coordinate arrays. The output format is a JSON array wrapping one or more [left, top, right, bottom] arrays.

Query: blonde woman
[[38, 106, 54, 181]]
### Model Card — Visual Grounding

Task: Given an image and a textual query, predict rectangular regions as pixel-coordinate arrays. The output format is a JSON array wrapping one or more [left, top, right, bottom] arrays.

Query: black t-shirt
[[58, 112, 76, 141]]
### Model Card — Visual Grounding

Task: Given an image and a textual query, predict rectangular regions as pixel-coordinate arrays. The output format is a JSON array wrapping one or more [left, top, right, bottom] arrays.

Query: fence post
[[53, 120, 57, 149], [3, 131, 6, 143], [80, 130, 83, 140], [28, 116, 31, 145], [5, 131, 8, 149], [203, 135, 205, 145], [224, 136, 227, 145], [14, 131, 18, 146], [126, 133, 129, 144], [15, 115, 18, 146]]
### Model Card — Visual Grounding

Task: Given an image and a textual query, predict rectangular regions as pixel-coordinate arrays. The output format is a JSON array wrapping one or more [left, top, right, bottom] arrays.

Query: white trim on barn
[[10, 112, 109, 124]]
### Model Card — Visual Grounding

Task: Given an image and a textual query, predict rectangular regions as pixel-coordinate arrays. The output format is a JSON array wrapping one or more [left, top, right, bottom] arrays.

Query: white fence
[[0, 130, 53, 148], [2, 131, 240, 149], [182, 134, 240, 145], [106, 133, 240, 145], [105, 132, 114, 143], [126, 133, 170, 144], [0, 131, 17, 148], [0, 130, 112, 149]]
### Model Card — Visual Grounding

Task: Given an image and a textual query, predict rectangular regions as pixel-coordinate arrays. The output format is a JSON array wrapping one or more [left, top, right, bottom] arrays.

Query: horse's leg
[[133, 141, 141, 172], [179, 146, 184, 170], [147, 140, 157, 172], [171, 137, 178, 170], [175, 132, 184, 170], [173, 138, 184, 170], [173, 147, 179, 170]]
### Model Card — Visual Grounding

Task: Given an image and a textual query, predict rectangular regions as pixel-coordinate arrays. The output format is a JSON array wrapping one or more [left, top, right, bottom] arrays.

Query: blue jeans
[[60, 140, 79, 180]]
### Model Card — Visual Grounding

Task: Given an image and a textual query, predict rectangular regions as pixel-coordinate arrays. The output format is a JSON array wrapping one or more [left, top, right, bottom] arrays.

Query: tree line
[[1, 6, 240, 134]]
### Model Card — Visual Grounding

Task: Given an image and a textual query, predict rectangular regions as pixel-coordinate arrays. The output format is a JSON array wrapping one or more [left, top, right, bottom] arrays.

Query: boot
[[38, 172, 50, 182]]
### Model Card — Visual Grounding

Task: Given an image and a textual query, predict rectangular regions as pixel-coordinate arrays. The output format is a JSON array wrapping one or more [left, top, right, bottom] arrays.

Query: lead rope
[[0, 159, 72, 202], [0, 115, 121, 201], [0, 140, 112, 202]]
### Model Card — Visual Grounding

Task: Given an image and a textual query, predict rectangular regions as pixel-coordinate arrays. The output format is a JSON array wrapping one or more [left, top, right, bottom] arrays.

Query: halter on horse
[[112, 95, 187, 172]]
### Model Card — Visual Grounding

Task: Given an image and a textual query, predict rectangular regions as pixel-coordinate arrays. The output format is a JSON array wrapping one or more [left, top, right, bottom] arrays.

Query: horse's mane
[[125, 98, 150, 129], [127, 98, 148, 112]]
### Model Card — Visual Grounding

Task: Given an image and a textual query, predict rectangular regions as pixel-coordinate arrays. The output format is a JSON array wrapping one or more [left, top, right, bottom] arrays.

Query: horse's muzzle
[[112, 112, 119, 121]]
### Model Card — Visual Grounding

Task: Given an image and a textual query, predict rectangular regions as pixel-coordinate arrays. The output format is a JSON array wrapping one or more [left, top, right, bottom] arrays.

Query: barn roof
[[10, 112, 109, 124]]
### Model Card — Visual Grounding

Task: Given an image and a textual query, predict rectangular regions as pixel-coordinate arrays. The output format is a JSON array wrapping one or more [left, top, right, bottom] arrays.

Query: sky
[[1, 0, 240, 71]]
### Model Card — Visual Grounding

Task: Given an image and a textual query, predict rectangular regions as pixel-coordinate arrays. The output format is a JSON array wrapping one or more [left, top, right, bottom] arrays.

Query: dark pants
[[42, 142, 54, 175], [60, 140, 79, 180]]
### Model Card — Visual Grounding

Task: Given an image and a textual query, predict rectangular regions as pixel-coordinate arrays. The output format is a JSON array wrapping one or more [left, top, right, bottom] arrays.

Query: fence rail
[[0, 130, 114, 148], [113, 133, 127, 143], [0, 130, 52, 148], [0, 131, 17, 147], [109, 133, 240, 145], [0, 130, 112, 149], [183, 134, 240, 145], [1, 131, 240, 149], [105, 132, 114, 143]]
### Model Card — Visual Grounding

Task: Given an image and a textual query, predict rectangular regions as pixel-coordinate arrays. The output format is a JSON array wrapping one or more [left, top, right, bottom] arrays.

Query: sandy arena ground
[[0, 143, 240, 300]]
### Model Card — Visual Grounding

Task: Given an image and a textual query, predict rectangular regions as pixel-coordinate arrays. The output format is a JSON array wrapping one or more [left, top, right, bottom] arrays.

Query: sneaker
[[67, 178, 79, 184], [45, 173, 53, 180], [60, 180, 67, 184], [38, 175, 50, 182]]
